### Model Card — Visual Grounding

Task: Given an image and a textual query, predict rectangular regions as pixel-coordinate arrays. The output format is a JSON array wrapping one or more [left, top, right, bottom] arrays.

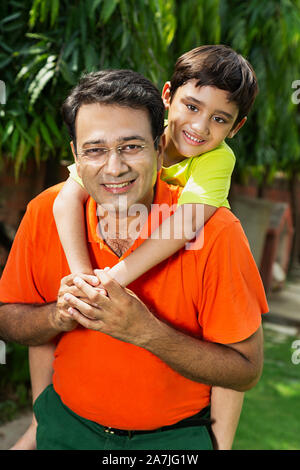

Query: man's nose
[[103, 152, 128, 176]]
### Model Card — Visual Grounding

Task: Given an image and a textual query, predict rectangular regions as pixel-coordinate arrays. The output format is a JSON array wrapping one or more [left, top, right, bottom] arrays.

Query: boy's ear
[[227, 116, 247, 138], [162, 81, 171, 109]]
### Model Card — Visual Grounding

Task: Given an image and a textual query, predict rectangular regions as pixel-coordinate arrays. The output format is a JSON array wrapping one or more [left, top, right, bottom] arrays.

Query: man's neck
[[97, 205, 149, 257]]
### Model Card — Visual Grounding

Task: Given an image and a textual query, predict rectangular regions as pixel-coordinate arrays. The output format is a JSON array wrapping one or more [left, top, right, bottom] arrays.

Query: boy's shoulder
[[193, 141, 235, 165], [188, 141, 236, 180]]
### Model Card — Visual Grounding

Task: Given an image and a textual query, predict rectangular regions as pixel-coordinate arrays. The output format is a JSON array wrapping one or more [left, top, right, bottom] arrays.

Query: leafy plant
[[220, 0, 300, 184], [0, 0, 222, 178], [0, 342, 31, 423]]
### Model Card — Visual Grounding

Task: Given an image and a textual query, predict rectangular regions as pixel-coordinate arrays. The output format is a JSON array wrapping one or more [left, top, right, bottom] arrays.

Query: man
[[0, 70, 268, 450]]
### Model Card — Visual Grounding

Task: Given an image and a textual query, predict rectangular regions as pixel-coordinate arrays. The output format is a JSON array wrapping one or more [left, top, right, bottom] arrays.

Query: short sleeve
[[178, 144, 235, 209], [198, 219, 269, 344], [0, 205, 46, 303], [68, 163, 84, 188]]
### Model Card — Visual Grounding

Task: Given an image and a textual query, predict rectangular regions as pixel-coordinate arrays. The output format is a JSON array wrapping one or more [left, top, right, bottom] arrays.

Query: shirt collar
[[86, 171, 177, 247]]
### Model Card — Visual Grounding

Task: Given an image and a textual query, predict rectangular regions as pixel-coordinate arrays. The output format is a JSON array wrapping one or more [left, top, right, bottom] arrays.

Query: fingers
[[67, 307, 104, 331], [94, 270, 128, 300], [61, 273, 100, 287], [71, 277, 109, 305], [64, 293, 102, 320]]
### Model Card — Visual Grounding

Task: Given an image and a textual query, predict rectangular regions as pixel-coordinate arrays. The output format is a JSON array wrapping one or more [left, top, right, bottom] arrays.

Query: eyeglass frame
[[76, 136, 160, 162]]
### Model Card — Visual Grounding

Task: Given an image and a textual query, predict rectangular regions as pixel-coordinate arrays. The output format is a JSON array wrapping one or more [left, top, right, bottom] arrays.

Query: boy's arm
[[109, 203, 216, 286], [29, 343, 55, 402], [53, 177, 93, 274], [210, 387, 244, 450]]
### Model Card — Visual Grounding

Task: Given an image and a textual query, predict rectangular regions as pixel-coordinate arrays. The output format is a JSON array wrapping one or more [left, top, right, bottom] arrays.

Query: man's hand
[[63, 270, 158, 347], [61, 271, 263, 392], [50, 273, 102, 333]]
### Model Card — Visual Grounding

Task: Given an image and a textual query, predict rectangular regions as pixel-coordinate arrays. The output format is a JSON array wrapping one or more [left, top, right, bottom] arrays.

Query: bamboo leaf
[[29, 0, 41, 29], [0, 12, 22, 26], [10, 128, 20, 159], [50, 0, 60, 27], [28, 55, 57, 106], [101, 0, 119, 24], [45, 112, 61, 140], [1, 120, 14, 145], [39, 122, 54, 149], [14, 138, 26, 180], [34, 134, 41, 167], [90, 0, 103, 18], [59, 60, 76, 85], [29, 68, 56, 107]]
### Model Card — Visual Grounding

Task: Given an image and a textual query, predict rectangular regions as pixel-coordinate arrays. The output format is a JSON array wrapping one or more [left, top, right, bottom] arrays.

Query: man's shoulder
[[155, 176, 183, 205], [211, 206, 240, 226], [28, 182, 64, 210], [205, 207, 243, 245], [24, 183, 65, 234]]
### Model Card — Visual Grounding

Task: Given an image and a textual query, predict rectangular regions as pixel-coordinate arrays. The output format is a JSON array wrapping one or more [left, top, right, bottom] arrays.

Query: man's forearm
[[140, 319, 263, 392], [0, 302, 60, 346]]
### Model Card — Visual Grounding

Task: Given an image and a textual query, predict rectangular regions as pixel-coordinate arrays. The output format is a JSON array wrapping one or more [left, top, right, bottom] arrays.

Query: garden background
[[0, 0, 300, 450]]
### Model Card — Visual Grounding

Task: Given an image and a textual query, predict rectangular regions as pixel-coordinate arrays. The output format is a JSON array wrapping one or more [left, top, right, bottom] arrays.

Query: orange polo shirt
[[0, 177, 268, 430]]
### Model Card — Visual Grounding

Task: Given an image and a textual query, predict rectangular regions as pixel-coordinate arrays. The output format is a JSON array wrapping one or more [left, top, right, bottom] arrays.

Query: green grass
[[233, 324, 300, 450]]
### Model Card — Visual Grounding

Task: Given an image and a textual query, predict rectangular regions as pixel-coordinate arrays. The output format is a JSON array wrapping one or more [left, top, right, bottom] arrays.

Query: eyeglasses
[[77, 143, 149, 162]]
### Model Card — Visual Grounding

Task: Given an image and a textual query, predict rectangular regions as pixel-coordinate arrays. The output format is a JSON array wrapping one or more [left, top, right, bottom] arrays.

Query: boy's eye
[[213, 116, 226, 124], [186, 104, 198, 112]]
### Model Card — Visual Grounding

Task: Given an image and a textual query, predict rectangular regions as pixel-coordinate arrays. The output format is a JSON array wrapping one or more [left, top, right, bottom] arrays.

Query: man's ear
[[227, 116, 247, 138], [70, 141, 82, 178], [162, 81, 171, 109], [156, 134, 165, 171]]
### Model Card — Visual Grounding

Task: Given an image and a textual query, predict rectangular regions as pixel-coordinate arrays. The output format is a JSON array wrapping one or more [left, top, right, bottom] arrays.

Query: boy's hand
[[50, 273, 102, 332], [63, 270, 157, 346]]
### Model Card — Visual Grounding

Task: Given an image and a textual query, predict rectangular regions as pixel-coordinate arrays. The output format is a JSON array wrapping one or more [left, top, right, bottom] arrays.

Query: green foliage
[[0, 0, 223, 176], [220, 0, 300, 182], [0, 0, 299, 181], [0, 343, 31, 423], [234, 326, 300, 450]]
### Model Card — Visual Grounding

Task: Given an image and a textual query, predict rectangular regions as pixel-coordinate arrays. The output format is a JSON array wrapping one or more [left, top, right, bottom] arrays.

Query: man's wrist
[[48, 303, 65, 334], [137, 311, 170, 351]]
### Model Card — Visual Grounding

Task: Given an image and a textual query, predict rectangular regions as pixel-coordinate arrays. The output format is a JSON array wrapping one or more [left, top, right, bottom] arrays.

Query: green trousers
[[33, 385, 213, 450]]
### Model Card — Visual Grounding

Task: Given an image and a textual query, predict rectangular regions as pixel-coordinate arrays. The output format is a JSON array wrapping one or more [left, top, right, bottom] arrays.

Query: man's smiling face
[[73, 103, 162, 214]]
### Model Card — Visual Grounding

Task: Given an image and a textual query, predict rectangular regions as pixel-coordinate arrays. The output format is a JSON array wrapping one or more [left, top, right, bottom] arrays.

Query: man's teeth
[[185, 131, 204, 143], [104, 181, 132, 188]]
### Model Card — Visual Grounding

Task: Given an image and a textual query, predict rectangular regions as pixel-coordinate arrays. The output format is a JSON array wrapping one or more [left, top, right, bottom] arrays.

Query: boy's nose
[[192, 117, 210, 136]]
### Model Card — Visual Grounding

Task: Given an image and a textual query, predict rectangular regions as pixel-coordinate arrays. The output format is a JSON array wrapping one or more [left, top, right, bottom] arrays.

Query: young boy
[[13, 45, 258, 449]]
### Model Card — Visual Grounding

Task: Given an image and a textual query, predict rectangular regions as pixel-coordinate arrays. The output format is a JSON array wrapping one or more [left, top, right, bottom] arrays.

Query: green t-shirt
[[160, 141, 235, 209]]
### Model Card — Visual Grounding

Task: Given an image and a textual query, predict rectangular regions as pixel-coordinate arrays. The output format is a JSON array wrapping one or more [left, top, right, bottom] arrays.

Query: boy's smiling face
[[163, 79, 246, 165]]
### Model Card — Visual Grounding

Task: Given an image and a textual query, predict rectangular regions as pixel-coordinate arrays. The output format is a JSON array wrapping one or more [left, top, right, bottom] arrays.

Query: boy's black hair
[[62, 69, 165, 150], [170, 44, 258, 125]]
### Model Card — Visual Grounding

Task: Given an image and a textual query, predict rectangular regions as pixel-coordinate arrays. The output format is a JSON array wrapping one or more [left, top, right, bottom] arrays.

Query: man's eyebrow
[[82, 139, 106, 147], [184, 96, 234, 120], [82, 135, 146, 146], [117, 135, 146, 143]]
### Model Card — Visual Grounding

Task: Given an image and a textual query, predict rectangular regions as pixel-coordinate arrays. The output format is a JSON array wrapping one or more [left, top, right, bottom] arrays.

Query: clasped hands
[[53, 269, 156, 347]]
